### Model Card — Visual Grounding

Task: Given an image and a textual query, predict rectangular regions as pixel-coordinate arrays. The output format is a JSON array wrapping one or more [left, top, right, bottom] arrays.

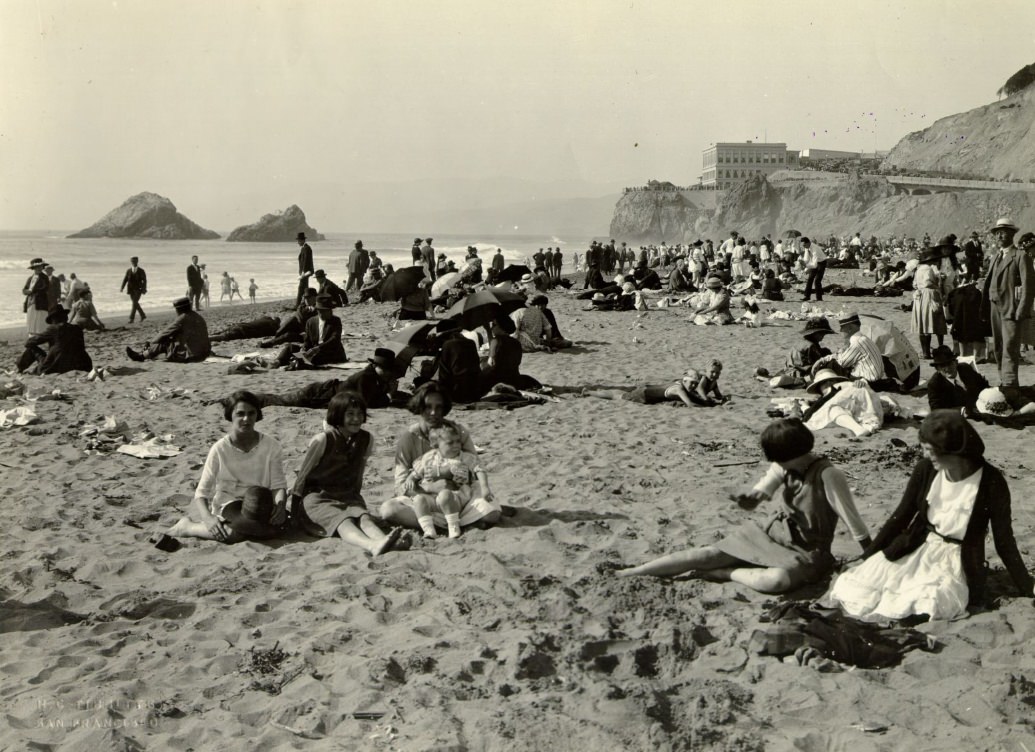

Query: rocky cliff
[[882, 82, 1035, 181], [608, 190, 705, 243], [68, 192, 219, 239], [226, 205, 325, 242]]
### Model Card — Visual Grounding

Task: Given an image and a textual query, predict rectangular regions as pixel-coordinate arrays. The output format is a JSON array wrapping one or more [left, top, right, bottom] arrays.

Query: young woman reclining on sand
[[163, 390, 287, 544], [617, 418, 872, 593]]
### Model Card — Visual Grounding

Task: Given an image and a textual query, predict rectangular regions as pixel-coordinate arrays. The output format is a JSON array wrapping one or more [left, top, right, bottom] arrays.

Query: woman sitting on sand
[[166, 390, 287, 543], [379, 382, 502, 533], [618, 418, 872, 593], [825, 411, 1033, 619], [690, 277, 733, 325], [69, 288, 106, 331], [290, 391, 408, 556]]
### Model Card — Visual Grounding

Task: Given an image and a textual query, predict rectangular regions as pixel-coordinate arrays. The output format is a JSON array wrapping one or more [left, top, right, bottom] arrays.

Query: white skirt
[[826, 531, 968, 621]]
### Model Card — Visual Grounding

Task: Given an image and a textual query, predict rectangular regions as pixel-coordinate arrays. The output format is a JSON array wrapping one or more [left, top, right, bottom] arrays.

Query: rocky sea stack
[[68, 192, 219, 239], [226, 205, 325, 242]]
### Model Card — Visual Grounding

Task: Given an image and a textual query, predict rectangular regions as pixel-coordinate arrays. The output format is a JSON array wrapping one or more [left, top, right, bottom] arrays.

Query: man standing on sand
[[186, 255, 204, 311], [553, 247, 563, 280], [492, 248, 505, 278], [981, 218, 1034, 388], [296, 232, 314, 307], [963, 231, 984, 283], [120, 256, 148, 323], [801, 237, 827, 302], [347, 240, 369, 293], [421, 238, 437, 281]]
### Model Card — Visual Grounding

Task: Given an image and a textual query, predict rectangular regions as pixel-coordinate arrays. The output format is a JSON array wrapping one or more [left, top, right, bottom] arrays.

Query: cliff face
[[609, 191, 704, 243], [226, 205, 325, 242], [882, 84, 1035, 181], [68, 192, 219, 239]]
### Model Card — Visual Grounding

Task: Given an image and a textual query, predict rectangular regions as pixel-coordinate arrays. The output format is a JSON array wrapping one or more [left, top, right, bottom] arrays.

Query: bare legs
[[335, 514, 401, 556], [616, 545, 794, 594]]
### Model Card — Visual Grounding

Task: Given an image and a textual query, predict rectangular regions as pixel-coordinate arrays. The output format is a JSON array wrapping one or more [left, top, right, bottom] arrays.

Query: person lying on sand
[[259, 289, 318, 347], [617, 418, 871, 594], [209, 315, 280, 342], [248, 348, 402, 411], [165, 390, 287, 543], [824, 411, 1033, 620], [584, 361, 727, 407], [404, 423, 492, 540], [289, 391, 409, 556], [796, 368, 883, 438]]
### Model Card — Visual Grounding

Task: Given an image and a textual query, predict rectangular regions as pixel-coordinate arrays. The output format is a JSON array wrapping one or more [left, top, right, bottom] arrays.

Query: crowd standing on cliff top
[[11, 217, 1035, 672]]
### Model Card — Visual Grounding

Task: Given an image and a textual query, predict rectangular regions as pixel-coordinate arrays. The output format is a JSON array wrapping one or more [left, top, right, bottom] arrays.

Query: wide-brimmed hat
[[693, 239, 704, 247], [296, 232, 307, 240], [314, 269, 326, 278], [414, 238, 423, 244], [520, 273, 534, 283], [314, 294, 336, 310], [975, 388, 1014, 418], [592, 292, 607, 301], [918, 248, 943, 265], [930, 345, 957, 367], [838, 312, 861, 328], [990, 218, 1019, 234], [220, 487, 279, 539], [172, 296, 191, 311], [28, 257, 46, 269], [807, 368, 849, 394], [801, 317, 834, 337], [1017, 232, 1035, 251], [933, 235, 957, 251], [368, 347, 397, 372], [705, 276, 724, 289], [45, 306, 68, 324]]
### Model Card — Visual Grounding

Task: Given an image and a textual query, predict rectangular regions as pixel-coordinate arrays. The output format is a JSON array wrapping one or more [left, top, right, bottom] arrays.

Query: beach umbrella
[[443, 288, 527, 330], [387, 321, 440, 350], [784, 229, 802, 238], [380, 340, 418, 373], [431, 271, 462, 299], [378, 266, 427, 302], [496, 264, 532, 283]]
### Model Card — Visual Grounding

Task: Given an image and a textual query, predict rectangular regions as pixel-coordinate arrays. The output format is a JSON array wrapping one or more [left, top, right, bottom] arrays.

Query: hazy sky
[[2, 0, 1034, 230]]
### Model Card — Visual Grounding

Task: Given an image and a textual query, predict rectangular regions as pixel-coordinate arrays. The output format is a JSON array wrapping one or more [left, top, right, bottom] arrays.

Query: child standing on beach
[[249, 278, 258, 304], [405, 423, 491, 539]]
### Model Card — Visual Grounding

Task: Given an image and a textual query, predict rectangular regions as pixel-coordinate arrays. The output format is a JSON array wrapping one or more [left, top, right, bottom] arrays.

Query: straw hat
[[705, 276, 723, 290], [975, 387, 1014, 417], [990, 218, 1018, 234], [807, 368, 849, 394]]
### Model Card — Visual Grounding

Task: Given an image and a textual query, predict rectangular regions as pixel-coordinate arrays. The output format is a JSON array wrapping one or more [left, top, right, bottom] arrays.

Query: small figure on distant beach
[[296, 231, 315, 307], [120, 256, 147, 322], [249, 278, 258, 304], [22, 257, 50, 335], [186, 255, 204, 311], [219, 271, 233, 303]]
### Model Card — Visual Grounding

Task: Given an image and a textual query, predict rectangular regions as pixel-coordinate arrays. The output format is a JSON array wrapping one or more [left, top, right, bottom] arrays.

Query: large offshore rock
[[68, 192, 220, 239], [609, 190, 703, 243], [226, 205, 325, 242]]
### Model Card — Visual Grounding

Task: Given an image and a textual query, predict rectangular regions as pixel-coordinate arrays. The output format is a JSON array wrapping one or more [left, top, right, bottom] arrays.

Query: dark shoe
[[140, 314, 146, 321], [126, 347, 145, 362]]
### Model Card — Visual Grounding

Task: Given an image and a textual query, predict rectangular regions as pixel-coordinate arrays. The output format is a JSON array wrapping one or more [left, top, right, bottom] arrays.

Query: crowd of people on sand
[[14, 217, 1035, 653]]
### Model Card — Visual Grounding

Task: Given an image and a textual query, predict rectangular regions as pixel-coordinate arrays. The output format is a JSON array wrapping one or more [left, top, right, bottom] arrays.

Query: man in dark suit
[[963, 231, 984, 283], [981, 218, 1034, 387], [44, 265, 62, 310], [313, 269, 348, 307], [272, 294, 345, 369], [296, 232, 315, 307], [429, 320, 485, 403], [186, 256, 204, 310], [120, 256, 148, 322], [347, 240, 369, 293], [17, 305, 93, 374], [248, 348, 400, 410], [421, 238, 436, 281], [126, 297, 211, 362], [927, 346, 989, 413]]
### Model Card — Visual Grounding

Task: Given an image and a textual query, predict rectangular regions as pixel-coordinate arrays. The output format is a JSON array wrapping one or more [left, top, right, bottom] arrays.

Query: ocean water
[[0, 231, 580, 330]]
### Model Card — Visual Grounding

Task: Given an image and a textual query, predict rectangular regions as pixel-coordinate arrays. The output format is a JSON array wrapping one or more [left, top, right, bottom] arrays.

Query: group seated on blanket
[[16, 305, 93, 375], [513, 295, 572, 351], [585, 360, 727, 407], [809, 312, 908, 393], [126, 297, 211, 363]]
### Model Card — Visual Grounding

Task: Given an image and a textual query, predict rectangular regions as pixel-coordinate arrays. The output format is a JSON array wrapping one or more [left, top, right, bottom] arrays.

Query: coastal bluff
[[226, 205, 325, 242], [68, 192, 219, 240]]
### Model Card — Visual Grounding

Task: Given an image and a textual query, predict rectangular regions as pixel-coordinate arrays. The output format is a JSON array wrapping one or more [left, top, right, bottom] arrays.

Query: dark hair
[[494, 315, 516, 335], [224, 390, 263, 422], [531, 294, 548, 306], [326, 390, 368, 426], [919, 409, 985, 459], [407, 381, 453, 416], [760, 418, 814, 462]]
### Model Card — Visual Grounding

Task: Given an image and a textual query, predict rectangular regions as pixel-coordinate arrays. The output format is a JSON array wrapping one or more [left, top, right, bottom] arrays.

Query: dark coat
[[433, 333, 484, 403], [20, 323, 93, 374], [186, 263, 204, 293], [22, 273, 49, 312], [316, 278, 349, 306], [298, 243, 314, 277], [926, 364, 988, 412], [342, 364, 392, 409], [866, 458, 1033, 607], [302, 314, 346, 364], [981, 246, 1035, 321], [121, 266, 147, 296], [47, 276, 62, 310], [946, 284, 990, 340], [157, 310, 211, 361]]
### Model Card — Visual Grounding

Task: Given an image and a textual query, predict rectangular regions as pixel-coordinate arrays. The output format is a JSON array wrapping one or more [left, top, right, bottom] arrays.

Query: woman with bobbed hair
[[166, 390, 287, 543], [618, 418, 871, 593], [379, 381, 502, 534], [826, 410, 1033, 619]]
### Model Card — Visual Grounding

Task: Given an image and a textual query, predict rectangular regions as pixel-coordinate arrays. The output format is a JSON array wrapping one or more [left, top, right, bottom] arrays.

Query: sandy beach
[[3, 269, 1035, 751]]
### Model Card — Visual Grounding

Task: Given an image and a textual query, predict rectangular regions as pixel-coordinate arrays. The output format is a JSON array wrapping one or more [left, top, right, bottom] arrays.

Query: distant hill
[[882, 79, 1035, 181]]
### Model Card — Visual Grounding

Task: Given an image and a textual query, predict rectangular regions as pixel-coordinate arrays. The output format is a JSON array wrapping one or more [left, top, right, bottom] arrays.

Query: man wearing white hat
[[981, 218, 1034, 387]]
